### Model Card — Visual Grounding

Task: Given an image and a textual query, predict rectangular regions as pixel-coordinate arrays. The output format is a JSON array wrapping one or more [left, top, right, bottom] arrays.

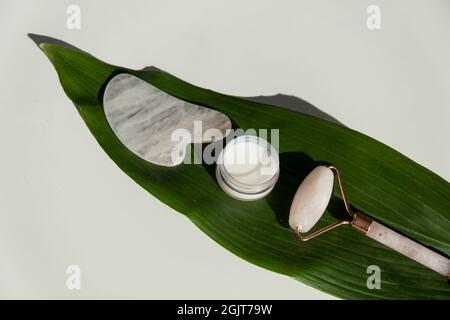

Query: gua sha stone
[[103, 73, 231, 166], [288, 166, 334, 232]]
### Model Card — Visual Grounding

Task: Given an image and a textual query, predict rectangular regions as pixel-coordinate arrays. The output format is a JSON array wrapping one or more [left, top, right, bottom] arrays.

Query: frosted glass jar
[[216, 135, 280, 201]]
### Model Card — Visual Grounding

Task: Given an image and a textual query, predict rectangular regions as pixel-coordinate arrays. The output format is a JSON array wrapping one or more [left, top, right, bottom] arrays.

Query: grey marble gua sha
[[103, 73, 231, 166]]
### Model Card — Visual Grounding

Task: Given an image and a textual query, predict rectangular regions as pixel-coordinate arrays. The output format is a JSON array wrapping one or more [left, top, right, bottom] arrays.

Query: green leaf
[[35, 37, 450, 299]]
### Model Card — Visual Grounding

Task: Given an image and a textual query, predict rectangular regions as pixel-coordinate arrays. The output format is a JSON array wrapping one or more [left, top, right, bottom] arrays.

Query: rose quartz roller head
[[288, 165, 450, 279]]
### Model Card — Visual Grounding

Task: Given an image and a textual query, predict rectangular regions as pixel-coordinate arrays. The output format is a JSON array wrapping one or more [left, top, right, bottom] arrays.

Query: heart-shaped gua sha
[[103, 73, 231, 166], [289, 166, 334, 233]]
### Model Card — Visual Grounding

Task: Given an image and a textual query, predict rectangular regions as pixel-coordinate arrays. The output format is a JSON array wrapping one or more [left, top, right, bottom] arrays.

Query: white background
[[0, 0, 449, 299]]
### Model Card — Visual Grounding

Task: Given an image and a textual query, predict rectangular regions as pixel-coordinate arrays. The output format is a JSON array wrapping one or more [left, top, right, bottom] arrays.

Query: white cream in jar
[[216, 135, 279, 201]]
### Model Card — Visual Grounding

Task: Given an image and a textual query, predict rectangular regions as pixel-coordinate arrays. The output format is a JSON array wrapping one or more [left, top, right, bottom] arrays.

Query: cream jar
[[216, 135, 280, 201]]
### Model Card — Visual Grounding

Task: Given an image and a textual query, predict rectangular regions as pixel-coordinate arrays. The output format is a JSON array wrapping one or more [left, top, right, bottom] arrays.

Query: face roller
[[289, 165, 450, 279]]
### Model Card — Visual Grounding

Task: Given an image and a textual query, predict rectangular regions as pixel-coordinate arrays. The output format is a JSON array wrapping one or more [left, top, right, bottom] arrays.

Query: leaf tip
[[28, 33, 81, 51]]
